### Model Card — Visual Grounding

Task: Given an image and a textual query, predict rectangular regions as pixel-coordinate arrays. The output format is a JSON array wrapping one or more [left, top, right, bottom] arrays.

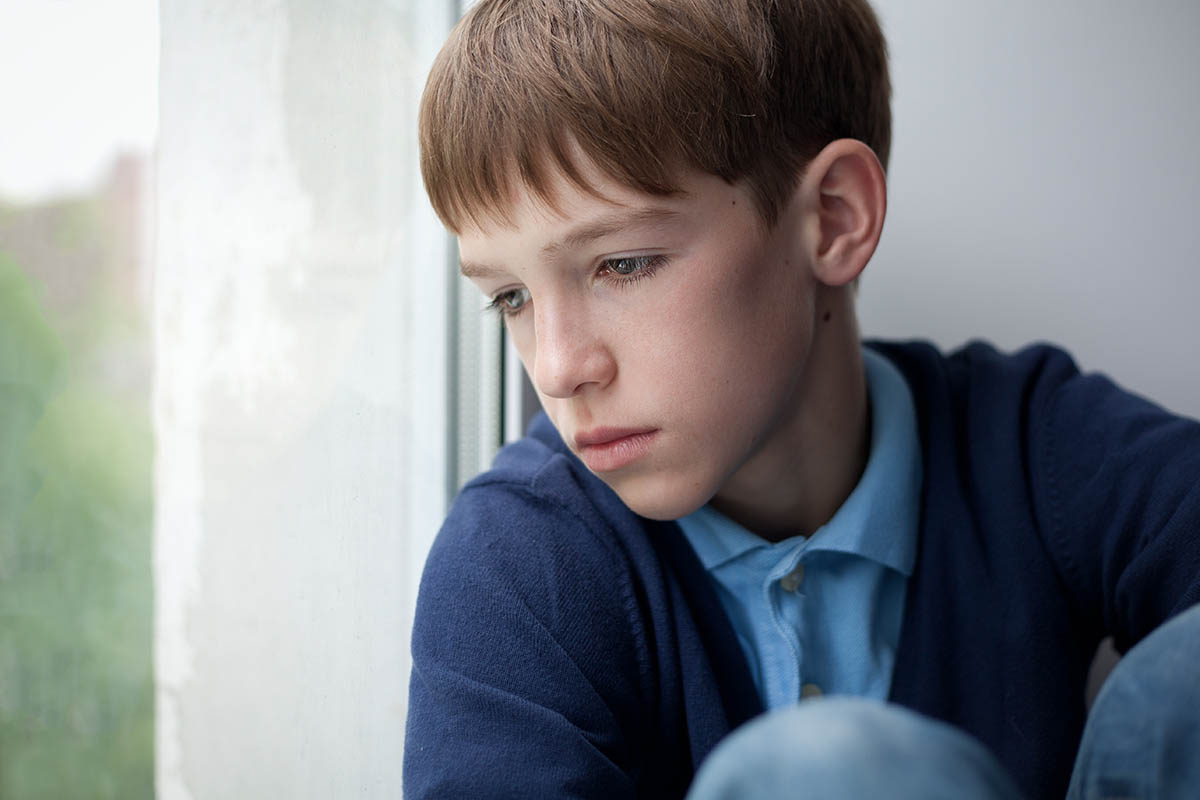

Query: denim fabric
[[1066, 603, 1200, 800], [686, 698, 1024, 800], [687, 603, 1200, 800]]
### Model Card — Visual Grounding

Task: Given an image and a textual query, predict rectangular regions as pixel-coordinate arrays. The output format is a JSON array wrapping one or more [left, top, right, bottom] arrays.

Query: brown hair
[[419, 0, 891, 232]]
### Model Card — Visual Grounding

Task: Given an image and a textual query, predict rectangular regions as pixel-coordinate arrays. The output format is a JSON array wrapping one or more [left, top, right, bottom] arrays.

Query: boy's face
[[458, 162, 823, 521]]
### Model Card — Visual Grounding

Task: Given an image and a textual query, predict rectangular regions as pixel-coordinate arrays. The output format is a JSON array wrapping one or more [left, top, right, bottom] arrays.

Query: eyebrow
[[458, 260, 508, 280], [459, 206, 680, 279]]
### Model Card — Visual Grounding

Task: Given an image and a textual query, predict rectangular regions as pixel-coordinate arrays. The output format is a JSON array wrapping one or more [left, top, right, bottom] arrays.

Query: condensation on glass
[[154, 1, 463, 797]]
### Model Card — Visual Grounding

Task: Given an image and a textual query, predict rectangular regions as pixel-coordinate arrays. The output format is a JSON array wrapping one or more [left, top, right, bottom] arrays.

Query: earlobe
[[802, 139, 887, 287]]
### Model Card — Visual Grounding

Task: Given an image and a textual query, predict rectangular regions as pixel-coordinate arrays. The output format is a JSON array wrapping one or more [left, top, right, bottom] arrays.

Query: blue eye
[[488, 287, 531, 317], [605, 255, 660, 276], [486, 254, 666, 318]]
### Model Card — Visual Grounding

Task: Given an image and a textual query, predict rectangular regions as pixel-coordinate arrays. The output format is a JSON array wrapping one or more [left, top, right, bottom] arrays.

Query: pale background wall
[[863, 0, 1200, 419]]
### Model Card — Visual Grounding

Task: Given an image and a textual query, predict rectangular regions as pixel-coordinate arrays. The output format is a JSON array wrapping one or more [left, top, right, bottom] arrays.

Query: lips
[[574, 427, 659, 472]]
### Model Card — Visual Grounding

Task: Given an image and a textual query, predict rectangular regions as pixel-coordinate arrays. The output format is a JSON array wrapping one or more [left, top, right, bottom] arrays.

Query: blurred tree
[[0, 178, 153, 799]]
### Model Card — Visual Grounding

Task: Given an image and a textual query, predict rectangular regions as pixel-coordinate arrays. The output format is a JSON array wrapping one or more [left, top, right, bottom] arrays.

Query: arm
[[1033, 361, 1200, 652], [403, 479, 646, 799]]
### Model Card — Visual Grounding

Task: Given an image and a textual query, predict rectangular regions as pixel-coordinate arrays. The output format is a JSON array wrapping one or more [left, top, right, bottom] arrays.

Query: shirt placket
[[762, 543, 808, 706]]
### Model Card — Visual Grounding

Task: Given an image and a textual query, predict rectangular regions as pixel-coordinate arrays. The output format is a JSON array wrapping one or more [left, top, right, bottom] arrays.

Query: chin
[[604, 471, 713, 522]]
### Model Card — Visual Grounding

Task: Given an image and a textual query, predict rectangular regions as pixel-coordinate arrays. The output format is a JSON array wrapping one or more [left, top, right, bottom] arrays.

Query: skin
[[458, 139, 888, 541]]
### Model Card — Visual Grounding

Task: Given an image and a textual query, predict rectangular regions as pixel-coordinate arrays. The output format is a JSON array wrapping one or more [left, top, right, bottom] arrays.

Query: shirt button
[[779, 563, 805, 592], [801, 683, 823, 699]]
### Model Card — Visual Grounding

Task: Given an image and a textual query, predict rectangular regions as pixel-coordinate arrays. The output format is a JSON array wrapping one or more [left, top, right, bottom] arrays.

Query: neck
[[710, 288, 870, 542]]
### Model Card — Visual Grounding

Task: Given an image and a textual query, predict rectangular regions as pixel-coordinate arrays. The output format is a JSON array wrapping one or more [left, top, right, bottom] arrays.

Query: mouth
[[574, 427, 659, 472]]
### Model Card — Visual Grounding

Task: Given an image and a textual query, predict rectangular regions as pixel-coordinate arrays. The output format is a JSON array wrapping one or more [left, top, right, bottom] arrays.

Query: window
[[5, 1, 483, 796]]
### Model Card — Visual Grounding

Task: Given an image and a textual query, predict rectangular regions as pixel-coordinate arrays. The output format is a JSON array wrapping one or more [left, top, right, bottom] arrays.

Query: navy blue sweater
[[405, 341, 1200, 798]]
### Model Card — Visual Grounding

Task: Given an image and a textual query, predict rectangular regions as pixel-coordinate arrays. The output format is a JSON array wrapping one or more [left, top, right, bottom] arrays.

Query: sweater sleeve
[[403, 475, 646, 799], [1033, 357, 1200, 653]]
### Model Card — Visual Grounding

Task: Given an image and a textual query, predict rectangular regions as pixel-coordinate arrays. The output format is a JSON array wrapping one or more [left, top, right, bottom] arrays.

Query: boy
[[405, 0, 1200, 797]]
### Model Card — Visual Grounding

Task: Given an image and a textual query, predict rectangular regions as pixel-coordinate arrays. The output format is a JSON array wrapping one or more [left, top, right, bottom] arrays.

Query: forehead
[[458, 169, 670, 264], [458, 206, 682, 281], [473, 151, 667, 229], [457, 163, 745, 272]]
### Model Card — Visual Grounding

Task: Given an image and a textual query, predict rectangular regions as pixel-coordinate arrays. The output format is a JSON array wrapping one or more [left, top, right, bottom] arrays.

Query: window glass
[[154, 1, 459, 795], [0, 1, 157, 796]]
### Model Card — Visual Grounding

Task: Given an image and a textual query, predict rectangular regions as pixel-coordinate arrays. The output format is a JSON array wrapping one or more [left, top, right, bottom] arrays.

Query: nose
[[531, 300, 616, 399]]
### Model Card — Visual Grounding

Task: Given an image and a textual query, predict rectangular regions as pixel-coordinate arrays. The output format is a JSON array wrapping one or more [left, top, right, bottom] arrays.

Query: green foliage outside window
[[0, 181, 153, 799]]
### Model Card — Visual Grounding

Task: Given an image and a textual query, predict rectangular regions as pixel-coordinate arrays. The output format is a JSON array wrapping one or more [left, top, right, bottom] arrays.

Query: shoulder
[[866, 338, 1080, 412], [432, 412, 637, 575], [864, 337, 1196, 478], [869, 337, 1194, 447], [871, 338, 1200, 640], [417, 412, 651, 658], [407, 419, 659, 796]]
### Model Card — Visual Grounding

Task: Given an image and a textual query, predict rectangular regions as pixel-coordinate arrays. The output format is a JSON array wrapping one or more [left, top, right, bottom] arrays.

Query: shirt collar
[[678, 347, 922, 577]]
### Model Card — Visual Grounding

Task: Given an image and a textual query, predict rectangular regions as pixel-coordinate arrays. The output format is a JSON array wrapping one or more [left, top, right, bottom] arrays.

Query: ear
[[796, 139, 887, 287]]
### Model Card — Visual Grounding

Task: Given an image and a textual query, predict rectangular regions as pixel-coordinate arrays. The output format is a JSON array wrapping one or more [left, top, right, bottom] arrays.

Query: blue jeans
[[687, 603, 1200, 800]]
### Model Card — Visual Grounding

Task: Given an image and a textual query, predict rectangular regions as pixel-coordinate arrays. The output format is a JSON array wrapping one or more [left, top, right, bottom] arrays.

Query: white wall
[[863, 0, 1200, 418], [154, 1, 453, 797]]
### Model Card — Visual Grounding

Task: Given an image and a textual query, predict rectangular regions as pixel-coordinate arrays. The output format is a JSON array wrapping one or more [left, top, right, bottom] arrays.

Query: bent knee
[[689, 698, 1023, 800]]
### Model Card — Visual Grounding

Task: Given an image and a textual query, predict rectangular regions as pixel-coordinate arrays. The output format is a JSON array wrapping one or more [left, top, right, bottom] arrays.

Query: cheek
[[507, 323, 552, 411], [649, 264, 814, 459], [653, 253, 810, 384], [509, 322, 535, 370]]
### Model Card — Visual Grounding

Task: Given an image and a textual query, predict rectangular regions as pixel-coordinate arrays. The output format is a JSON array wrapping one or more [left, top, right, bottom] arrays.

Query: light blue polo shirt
[[676, 347, 922, 709]]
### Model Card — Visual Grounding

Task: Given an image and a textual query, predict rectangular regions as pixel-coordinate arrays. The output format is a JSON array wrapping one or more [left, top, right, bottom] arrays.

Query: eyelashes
[[488, 286, 531, 316], [486, 254, 668, 318], [602, 254, 665, 279]]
